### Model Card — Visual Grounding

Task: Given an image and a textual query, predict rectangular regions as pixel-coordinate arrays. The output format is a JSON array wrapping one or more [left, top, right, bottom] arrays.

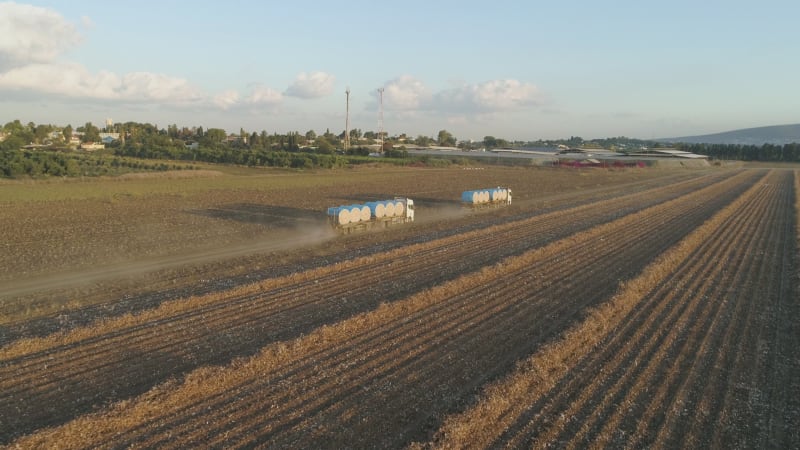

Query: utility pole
[[344, 87, 351, 151], [377, 87, 384, 153]]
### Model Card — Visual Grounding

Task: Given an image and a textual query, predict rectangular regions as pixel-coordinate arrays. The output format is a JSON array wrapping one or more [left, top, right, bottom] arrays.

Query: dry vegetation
[[423, 169, 798, 449], [1, 164, 797, 448]]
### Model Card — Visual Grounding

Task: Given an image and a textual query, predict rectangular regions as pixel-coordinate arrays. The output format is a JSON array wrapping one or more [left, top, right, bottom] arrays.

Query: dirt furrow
[[0, 183, 659, 376], [496, 172, 791, 448], [614, 175, 784, 448], [494, 176, 770, 448], [0, 170, 713, 342], [0, 170, 744, 365], [769, 169, 800, 446], [702, 172, 795, 449], [530, 176, 773, 448], [99, 210, 656, 448], [420, 170, 778, 449], [0, 171, 754, 443], [0, 174, 692, 360], [651, 180, 781, 447], [10, 168, 764, 446]]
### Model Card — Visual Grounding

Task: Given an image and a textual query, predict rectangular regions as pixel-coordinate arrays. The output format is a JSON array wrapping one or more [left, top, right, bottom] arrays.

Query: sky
[[0, 0, 798, 141]]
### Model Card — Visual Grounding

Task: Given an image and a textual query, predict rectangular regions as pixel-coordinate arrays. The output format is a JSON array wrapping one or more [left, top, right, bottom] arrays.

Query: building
[[80, 142, 105, 151], [99, 133, 120, 144], [626, 148, 708, 159]]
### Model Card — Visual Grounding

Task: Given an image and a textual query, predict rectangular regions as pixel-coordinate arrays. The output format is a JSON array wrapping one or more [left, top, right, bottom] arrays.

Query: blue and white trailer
[[327, 197, 415, 233], [461, 187, 512, 208]]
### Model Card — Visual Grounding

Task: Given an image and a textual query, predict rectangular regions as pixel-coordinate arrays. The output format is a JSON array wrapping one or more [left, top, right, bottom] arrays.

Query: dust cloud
[[0, 224, 337, 299]]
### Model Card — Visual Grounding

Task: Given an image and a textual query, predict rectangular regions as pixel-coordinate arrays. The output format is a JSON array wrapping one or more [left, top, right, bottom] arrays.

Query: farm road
[[0, 225, 335, 299]]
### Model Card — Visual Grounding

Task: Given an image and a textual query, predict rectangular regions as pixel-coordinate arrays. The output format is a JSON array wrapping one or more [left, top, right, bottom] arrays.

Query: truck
[[461, 187, 512, 208], [327, 197, 415, 233]]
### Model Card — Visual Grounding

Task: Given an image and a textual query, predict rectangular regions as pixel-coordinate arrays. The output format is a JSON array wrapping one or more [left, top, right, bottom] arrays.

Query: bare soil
[[1, 165, 797, 448]]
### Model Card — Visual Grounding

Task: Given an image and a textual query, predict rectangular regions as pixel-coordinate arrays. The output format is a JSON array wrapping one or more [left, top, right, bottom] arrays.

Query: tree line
[[0, 120, 434, 178], [3, 119, 800, 179], [0, 150, 196, 178], [675, 143, 800, 162]]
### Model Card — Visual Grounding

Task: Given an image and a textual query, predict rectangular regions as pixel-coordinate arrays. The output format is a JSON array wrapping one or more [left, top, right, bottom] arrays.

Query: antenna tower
[[344, 87, 351, 151], [377, 87, 385, 152]]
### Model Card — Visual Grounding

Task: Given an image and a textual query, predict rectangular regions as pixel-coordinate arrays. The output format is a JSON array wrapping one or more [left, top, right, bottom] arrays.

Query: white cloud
[[285, 71, 335, 99], [118, 72, 202, 102], [434, 79, 541, 112], [213, 90, 240, 110], [380, 75, 430, 111], [211, 86, 283, 110], [374, 77, 542, 116], [0, 2, 82, 71], [0, 62, 203, 103], [245, 85, 282, 105], [0, 3, 203, 105]]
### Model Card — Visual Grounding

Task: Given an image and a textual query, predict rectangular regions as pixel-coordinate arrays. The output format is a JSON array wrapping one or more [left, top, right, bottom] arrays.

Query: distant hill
[[658, 124, 800, 145]]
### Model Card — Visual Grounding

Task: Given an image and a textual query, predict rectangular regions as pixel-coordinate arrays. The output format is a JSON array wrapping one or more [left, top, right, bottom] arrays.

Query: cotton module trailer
[[461, 187, 512, 208], [327, 197, 415, 233]]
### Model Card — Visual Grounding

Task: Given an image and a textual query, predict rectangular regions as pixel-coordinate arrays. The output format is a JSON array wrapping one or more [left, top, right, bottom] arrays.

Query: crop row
[[0, 169, 707, 325], [0, 173, 749, 345], [0, 170, 757, 443], [425, 170, 798, 449], [1, 170, 746, 365], [6, 170, 768, 447]]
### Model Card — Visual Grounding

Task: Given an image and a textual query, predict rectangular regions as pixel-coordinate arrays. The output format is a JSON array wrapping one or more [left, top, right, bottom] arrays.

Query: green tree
[[437, 129, 456, 147], [305, 129, 317, 141], [384, 147, 409, 158], [63, 124, 73, 142], [315, 136, 334, 153], [34, 124, 51, 143], [566, 136, 583, 147], [415, 135, 432, 147], [205, 128, 226, 143], [82, 122, 101, 143], [167, 124, 179, 138], [0, 135, 24, 151], [3, 120, 33, 144], [287, 132, 300, 151], [3, 120, 25, 134], [250, 131, 261, 148]]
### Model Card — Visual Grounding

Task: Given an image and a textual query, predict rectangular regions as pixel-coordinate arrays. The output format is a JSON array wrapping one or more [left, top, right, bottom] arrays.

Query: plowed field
[[1, 166, 797, 448]]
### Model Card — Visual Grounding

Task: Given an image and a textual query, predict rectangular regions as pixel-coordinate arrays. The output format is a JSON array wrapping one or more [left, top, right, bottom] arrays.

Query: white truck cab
[[404, 198, 415, 221]]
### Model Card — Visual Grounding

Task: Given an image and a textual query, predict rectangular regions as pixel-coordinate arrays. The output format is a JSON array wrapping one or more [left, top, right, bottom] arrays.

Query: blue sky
[[1, 0, 797, 140]]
